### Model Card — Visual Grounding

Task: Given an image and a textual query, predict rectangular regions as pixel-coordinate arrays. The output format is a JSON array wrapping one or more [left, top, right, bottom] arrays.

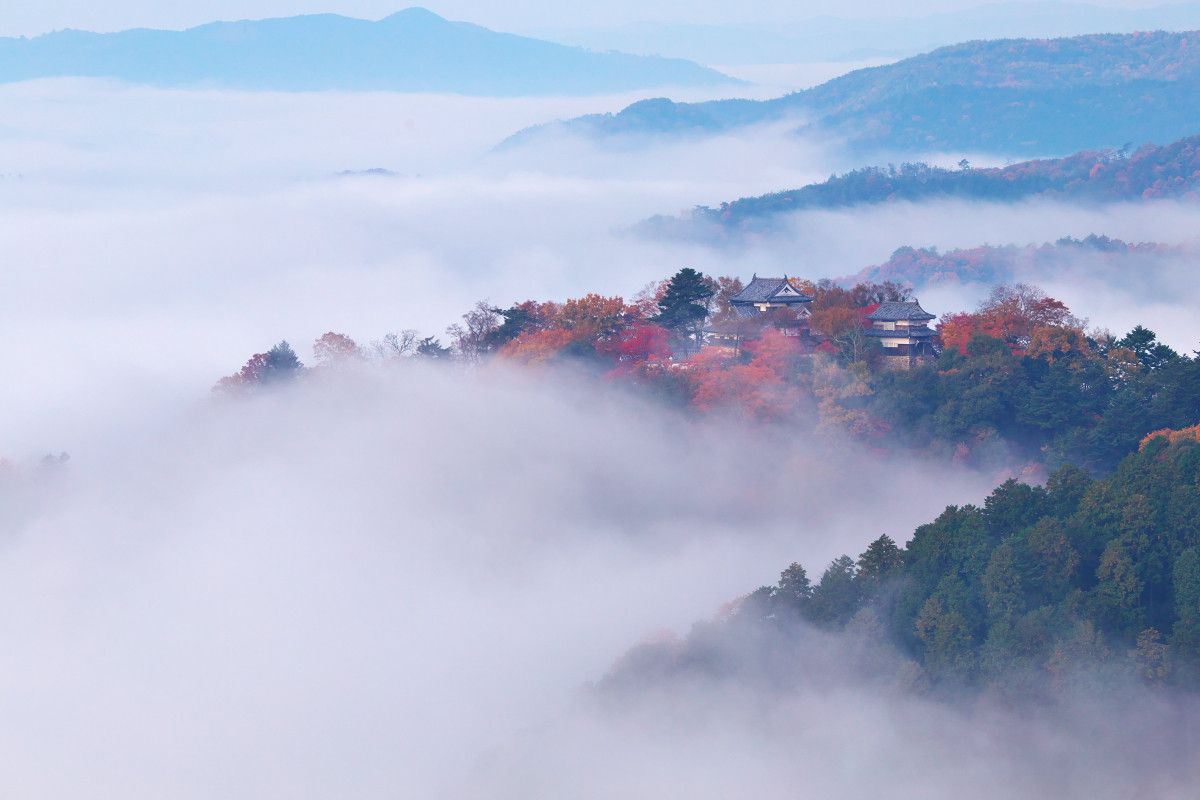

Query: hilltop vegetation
[[207, 268, 1200, 701], [511, 31, 1200, 156], [216, 269, 1199, 479], [605, 431, 1200, 696], [847, 234, 1196, 289], [643, 134, 1200, 240]]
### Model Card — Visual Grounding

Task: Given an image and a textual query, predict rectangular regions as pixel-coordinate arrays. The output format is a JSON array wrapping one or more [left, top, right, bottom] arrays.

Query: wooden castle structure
[[706, 275, 813, 349], [706, 276, 938, 369], [727, 275, 814, 318], [862, 301, 937, 368]]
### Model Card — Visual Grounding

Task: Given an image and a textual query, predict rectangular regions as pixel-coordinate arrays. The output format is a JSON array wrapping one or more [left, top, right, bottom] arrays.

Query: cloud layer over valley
[[0, 80, 839, 452], [4, 75, 1200, 798], [7, 79, 1200, 455], [0, 365, 998, 798]]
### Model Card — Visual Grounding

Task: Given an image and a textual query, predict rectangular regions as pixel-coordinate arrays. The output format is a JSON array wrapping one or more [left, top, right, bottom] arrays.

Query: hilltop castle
[[728, 276, 814, 318], [863, 301, 938, 369], [710, 276, 938, 368]]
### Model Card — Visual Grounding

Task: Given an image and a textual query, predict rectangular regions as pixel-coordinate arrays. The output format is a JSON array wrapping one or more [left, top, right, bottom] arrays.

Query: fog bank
[[752, 198, 1200, 350], [2, 50, 1199, 800], [0, 366, 995, 798], [464, 663, 1200, 800], [0, 82, 838, 453]]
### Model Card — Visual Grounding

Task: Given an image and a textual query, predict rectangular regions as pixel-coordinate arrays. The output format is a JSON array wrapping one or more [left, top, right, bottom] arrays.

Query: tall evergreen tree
[[1118, 326, 1178, 370], [261, 340, 304, 384], [652, 267, 714, 354], [857, 534, 904, 590]]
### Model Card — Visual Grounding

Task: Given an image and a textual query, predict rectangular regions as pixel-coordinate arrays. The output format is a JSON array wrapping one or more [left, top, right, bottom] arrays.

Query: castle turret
[[864, 301, 937, 368]]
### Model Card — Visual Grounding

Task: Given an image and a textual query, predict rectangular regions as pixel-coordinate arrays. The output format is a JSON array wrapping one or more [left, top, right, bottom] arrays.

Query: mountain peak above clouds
[[0, 8, 738, 95]]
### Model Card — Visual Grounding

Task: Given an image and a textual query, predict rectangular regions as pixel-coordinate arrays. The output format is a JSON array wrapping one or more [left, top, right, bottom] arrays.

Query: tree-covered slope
[[605, 431, 1200, 696], [846, 235, 1194, 289], [0, 8, 734, 95], [641, 134, 1200, 239], [508, 31, 1200, 156]]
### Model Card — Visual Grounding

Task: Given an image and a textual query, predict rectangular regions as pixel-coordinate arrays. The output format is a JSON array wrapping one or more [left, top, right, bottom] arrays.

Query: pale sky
[[0, 0, 1177, 37]]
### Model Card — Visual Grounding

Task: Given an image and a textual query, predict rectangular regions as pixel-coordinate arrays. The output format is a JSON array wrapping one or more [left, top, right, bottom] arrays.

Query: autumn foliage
[[312, 332, 362, 366], [938, 283, 1084, 354], [700, 133, 1200, 232], [689, 330, 803, 420], [212, 260, 1200, 479], [599, 322, 672, 366], [1140, 424, 1200, 450]]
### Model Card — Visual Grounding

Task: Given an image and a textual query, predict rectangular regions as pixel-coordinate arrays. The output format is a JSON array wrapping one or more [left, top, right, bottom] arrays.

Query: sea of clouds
[[2, 76, 1200, 797], [0, 363, 1004, 798]]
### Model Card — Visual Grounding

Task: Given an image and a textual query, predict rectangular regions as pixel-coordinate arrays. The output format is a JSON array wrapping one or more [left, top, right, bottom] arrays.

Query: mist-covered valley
[[0, 361, 1010, 797], [4, 20, 1200, 796], [8, 79, 1200, 447]]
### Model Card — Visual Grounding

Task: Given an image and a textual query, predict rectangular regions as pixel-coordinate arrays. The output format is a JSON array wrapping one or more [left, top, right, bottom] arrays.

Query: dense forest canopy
[[605, 431, 1200, 696]]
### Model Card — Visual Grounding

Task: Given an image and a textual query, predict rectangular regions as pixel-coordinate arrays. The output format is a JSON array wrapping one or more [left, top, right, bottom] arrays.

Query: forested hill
[[848, 235, 1198, 290], [0, 8, 733, 94], [507, 31, 1200, 156], [604, 430, 1200, 697], [641, 134, 1200, 240]]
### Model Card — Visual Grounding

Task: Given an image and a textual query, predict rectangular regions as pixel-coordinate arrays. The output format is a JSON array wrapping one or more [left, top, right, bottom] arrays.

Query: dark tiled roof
[[864, 326, 937, 338], [729, 276, 814, 305], [865, 301, 936, 321]]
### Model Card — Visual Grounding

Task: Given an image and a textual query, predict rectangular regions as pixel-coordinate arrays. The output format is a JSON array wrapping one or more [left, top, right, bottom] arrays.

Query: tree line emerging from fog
[[643, 132, 1200, 240], [211, 260, 1200, 696], [847, 233, 1197, 288], [605, 432, 1200, 695], [216, 267, 1198, 477]]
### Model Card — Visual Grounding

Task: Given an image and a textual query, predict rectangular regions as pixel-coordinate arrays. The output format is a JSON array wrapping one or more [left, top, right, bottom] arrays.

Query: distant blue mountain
[[0, 8, 736, 95]]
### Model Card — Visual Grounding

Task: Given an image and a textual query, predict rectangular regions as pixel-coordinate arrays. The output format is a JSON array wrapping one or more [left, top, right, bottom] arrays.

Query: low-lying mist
[[0, 365, 995, 798], [730, 198, 1200, 349], [0, 81, 838, 453], [3, 68, 1200, 800], [465, 648, 1200, 800], [7, 81, 1200, 453]]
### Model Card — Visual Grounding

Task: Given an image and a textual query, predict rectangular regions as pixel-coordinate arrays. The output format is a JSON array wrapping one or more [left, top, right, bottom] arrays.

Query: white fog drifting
[[1, 72, 1198, 799]]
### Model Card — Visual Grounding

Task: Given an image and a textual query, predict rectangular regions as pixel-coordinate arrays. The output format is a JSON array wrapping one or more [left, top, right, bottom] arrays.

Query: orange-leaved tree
[[1026, 325, 1092, 363], [744, 328, 803, 379], [939, 284, 1082, 355], [688, 333, 802, 420], [312, 332, 362, 367], [557, 293, 629, 339], [497, 295, 629, 364], [808, 306, 862, 339], [499, 328, 579, 365]]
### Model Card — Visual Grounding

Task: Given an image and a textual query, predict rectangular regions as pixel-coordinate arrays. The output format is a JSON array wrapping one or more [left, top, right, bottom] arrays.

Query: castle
[[862, 301, 938, 369], [710, 276, 938, 368]]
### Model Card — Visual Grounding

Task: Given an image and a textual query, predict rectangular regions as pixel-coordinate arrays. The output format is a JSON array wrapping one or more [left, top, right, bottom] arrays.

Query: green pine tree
[[652, 268, 714, 355]]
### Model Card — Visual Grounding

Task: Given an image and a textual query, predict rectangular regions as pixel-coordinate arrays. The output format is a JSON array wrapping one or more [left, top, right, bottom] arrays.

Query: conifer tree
[[652, 267, 714, 354], [261, 340, 304, 384]]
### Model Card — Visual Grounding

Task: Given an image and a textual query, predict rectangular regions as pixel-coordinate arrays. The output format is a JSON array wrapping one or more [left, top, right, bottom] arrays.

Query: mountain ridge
[[506, 31, 1200, 155], [0, 8, 736, 95], [638, 133, 1200, 241]]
